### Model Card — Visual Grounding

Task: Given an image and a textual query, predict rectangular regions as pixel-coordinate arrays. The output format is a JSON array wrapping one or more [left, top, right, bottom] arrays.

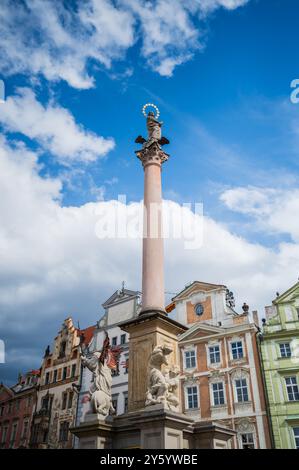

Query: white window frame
[[235, 377, 250, 403], [210, 381, 226, 407], [279, 342, 291, 358], [240, 432, 255, 449], [230, 340, 244, 360], [184, 384, 199, 410], [285, 376, 299, 402], [231, 370, 251, 404], [208, 344, 221, 366], [184, 349, 197, 370]]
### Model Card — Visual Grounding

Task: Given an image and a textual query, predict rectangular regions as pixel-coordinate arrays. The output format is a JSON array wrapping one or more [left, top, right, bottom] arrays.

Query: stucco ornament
[[145, 345, 180, 411], [80, 332, 115, 418]]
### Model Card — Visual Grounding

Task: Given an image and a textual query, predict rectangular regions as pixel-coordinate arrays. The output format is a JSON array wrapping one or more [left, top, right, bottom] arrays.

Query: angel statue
[[80, 332, 117, 418]]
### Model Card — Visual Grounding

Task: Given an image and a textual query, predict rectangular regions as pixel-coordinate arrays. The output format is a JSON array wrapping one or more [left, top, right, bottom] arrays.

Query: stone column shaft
[[142, 158, 165, 313]]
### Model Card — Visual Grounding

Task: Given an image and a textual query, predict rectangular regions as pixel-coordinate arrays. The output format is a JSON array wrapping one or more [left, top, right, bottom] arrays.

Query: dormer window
[[59, 340, 66, 358]]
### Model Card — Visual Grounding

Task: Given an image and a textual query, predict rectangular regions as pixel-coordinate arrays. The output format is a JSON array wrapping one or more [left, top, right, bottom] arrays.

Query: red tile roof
[[77, 325, 95, 346]]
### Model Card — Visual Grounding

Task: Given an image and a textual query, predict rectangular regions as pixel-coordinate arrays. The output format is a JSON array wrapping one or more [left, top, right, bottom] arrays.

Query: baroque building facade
[[0, 370, 39, 448], [167, 281, 271, 449], [260, 281, 299, 449], [30, 317, 94, 448]]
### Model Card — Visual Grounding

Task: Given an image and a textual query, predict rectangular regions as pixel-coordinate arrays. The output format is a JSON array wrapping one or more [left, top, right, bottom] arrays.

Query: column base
[[139, 306, 167, 316]]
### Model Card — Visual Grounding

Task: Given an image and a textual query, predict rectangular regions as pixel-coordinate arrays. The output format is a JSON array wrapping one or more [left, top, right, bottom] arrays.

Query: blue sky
[[0, 0, 299, 384]]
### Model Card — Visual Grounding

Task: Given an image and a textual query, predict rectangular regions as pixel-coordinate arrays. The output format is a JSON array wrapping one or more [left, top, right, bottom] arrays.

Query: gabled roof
[[273, 281, 299, 305], [179, 321, 225, 342], [0, 383, 14, 400], [78, 325, 96, 346], [102, 288, 140, 308], [172, 281, 226, 302]]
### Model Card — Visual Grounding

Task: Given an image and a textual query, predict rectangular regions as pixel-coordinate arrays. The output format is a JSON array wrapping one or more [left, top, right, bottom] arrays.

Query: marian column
[[135, 104, 169, 315], [119, 105, 187, 414]]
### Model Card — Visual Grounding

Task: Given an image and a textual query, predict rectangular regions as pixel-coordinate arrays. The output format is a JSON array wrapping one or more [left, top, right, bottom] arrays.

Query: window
[[124, 395, 128, 413], [231, 341, 244, 359], [53, 369, 58, 383], [62, 392, 67, 410], [184, 350, 196, 369], [59, 421, 69, 442], [22, 420, 29, 439], [195, 303, 204, 316], [42, 395, 49, 410], [1, 426, 8, 445], [59, 341, 66, 358], [186, 386, 199, 409], [293, 427, 299, 449], [10, 423, 18, 447], [112, 396, 118, 413], [120, 334, 126, 345], [30, 424, 40, 445], [280, 343, 291, 358], [68, 392, 73, 409], [8, 402, 12, 414], [71, 364, 76, 377], [285, 377, 299, 401], [112, 337, 117, 347], [62, 367, 67, 380], [212, 382, 225, 406], [241, 433, 255, 449], [296, 308, 299, 320], [209, 345, 220, 364], [45, 372, 50, 384], [124, 356, 129, 374], [235, 378, 249, 402], [0, 406, 4, 417]]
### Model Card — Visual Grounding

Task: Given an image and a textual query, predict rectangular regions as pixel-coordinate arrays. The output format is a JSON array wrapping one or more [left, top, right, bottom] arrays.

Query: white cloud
[[0, 88, 115, 163], [1, 135, 299, 380], [0, 0, 250, 87], [221, 186, 299, 241]]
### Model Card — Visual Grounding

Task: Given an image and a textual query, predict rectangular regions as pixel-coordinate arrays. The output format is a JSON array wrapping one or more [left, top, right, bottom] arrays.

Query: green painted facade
[[260, 282, 299, 449]]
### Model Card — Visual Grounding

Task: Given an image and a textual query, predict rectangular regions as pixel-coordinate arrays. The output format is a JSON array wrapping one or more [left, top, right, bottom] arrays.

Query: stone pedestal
[[119, 311, 187, 413], [192, 422, 236, 449], [71, 406, 194, 449], [71, 407, 236, 449], [71, 414, 114, 449]]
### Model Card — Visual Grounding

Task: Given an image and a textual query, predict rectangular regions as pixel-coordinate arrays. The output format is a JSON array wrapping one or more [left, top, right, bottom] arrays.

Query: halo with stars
[[142, 103, 160, 119]]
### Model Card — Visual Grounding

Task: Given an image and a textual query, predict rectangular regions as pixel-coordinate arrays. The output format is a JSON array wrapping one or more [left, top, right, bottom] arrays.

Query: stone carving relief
[[236, 418, 255, 433], [230, 367, 249, 381], [145, 345, 180, 411]]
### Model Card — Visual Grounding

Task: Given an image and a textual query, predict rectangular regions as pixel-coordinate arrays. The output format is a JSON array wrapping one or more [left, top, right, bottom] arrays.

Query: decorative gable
[[179, 322, 224, 342], [173, 281, 226, 302], [102, 288, 140, 309]]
